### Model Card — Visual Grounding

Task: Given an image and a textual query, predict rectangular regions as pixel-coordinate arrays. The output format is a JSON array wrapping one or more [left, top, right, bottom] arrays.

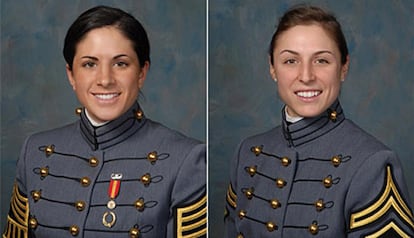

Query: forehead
[[275, 24, 339, 52], [75, 26, 135, 54]]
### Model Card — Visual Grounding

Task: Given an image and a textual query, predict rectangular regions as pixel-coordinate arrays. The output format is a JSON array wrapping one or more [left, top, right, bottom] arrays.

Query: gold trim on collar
[[226, 184, 237, 209], [350, 166, 414, 229], [176, 195, 207, 238], [365, 221, 410, 238]]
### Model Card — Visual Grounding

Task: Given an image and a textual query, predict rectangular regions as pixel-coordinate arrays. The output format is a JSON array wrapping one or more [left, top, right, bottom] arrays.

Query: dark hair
[[269, 5, 348, 65], [63, 5, 150, 70]]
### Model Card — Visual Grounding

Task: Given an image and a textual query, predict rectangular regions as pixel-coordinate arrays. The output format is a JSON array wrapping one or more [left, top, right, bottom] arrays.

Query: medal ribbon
[[108, 173, 122, 199]]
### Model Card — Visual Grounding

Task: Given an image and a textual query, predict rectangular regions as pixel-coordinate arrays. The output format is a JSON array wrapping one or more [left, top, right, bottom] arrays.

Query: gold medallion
[[102, 211, 116, 228]]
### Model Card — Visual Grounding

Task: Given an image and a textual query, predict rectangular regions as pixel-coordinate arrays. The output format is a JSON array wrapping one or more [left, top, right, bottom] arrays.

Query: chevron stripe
[[350, 166, 414, 229]]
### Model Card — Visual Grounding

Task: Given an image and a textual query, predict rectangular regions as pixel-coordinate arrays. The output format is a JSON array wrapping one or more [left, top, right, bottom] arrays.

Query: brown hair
[[268, 5, 348, 65]]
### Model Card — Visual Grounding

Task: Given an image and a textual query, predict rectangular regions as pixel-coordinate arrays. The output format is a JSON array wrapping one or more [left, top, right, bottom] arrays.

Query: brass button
[[134, 198, 145, 211], [309, 222, 319, 235], [89, 157, 99, 167], [270, 199, 281, 209], [29, 217, 38, 229], [238, 210, 246, 219], [237, 233, 244, 238], [140, 173, 151, 186], [266, 221, 277, 232], [276, 178, 286, 188], [330, 111, 337, 122], [75, 201, 85, 211], [45, 145, 54, 156], [315, 199, 325, 211], [135, 110, 144, 120], [147, 151, 158, 163], [281, 157, 291, 167], [247, 166, 257, 177], [129, 227, 140, 238], [80, 177, 90, 187], [31, 190, 41, 202], [40, 167, 49, 178], [70, 225, 79, 236], [323, 177, 333, 188], [251, 146, 262, 156], [75, 107, 82, 116], [244, 188, 254, 199], [331, 156, 341, 167]]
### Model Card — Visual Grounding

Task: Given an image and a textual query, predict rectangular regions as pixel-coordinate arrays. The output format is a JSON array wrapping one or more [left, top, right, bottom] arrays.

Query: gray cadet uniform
[[3, 103, 206, 238], [225, 100, 413, 237]]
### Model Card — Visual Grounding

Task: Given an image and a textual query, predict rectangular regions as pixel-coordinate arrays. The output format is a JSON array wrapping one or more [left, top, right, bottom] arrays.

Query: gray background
[[1, 0, 206, 228], [209, 0, 414, 236]]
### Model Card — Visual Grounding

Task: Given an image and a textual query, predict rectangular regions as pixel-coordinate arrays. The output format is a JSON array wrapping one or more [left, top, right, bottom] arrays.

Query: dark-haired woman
[[3, 6, 206, 238], [225, 5, 413, 237]]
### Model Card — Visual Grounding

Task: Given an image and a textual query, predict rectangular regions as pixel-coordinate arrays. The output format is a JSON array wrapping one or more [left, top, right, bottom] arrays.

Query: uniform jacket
[[3, 102, 206, 238], [225, 100, 413, 237]]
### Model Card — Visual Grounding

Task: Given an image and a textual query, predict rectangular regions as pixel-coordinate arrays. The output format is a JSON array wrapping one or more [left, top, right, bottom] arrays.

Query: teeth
[[296, 91, 320, 98], [95, 93, 119, 100]]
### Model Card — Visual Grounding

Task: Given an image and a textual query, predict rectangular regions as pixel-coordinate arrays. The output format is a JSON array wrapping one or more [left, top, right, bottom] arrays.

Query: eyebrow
[[279, 49, 334, 56], [80, 54, 130, 60]]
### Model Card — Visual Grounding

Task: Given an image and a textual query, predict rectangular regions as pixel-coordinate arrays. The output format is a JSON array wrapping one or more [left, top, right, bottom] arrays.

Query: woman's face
[[67, 26, 149, 123], [269, 24, 349, 118]]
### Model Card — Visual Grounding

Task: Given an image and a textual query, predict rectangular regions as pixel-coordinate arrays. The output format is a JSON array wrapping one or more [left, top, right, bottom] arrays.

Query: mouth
[[92, 93, 121, 100], [295, 90, 321, 98]]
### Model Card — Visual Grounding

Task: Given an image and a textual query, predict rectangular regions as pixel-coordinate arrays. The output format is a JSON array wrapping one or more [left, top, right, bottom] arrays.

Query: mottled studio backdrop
[[209, 0, 414, 236], [0, 0, 205, 228]]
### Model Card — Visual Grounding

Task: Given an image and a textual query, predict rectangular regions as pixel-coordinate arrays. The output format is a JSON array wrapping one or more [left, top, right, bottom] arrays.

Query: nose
[[299, 62, 315, 83], [97, 65, 115, 87]]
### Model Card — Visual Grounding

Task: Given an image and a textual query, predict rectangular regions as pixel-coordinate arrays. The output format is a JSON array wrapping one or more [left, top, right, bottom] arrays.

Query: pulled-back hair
[[63, 5, 150, 70], [269, 5, 348, 65]]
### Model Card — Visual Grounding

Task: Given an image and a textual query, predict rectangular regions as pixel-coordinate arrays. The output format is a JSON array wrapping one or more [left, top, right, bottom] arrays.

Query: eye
[[114, 62, 129, 67], [82, 61, 96, 68], [315, 58, 329, 64], [283, 59, 297, 64]]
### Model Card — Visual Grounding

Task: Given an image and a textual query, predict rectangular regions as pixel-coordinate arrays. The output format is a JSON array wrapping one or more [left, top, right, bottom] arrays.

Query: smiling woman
[[224, 5, 413, 237], [66, 26, 148, 124], [2, 5, 206, 238]]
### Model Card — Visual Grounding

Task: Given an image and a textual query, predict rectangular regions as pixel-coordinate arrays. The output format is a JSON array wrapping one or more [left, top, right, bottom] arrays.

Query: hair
[[63, 5, 150, 70], [268, 5, 348, 65]]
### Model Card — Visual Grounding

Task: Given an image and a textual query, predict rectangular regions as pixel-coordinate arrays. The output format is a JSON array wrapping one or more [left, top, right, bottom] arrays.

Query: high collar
[[78, 102, 146, 151], [282, 100, 345, 147]]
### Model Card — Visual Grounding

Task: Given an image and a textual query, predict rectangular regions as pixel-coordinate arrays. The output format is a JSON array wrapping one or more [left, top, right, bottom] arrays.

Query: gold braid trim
[[365, 221, 410, 238], [176, 195, 207, 238], [226, 183, 237, 209], [350, 166, 414, 230], [2, 184, 29, 238]]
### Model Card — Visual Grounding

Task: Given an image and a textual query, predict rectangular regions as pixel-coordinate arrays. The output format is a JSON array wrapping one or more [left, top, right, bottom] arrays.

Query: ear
[[138, 61, 150, 88], [340, 55, 350, 82], [268, 56, 277, 82], [66, 64, 76, 90]]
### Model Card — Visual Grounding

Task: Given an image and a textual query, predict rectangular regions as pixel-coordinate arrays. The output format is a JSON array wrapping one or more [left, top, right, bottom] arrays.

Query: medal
[[107, 173, 122, 209], [103, 173, 122, 228]]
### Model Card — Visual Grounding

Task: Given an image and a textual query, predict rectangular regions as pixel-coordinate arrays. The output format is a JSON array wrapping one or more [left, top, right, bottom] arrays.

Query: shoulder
[[24, 121, 79, 145], [340, 119, 392, 155], [142, 119, 204, 154], [240, 126, 282, 146]]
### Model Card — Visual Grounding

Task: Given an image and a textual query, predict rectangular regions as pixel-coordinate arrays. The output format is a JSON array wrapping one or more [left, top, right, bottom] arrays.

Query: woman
[[3, 6, 206, 238], [225, 5, 413, 237]]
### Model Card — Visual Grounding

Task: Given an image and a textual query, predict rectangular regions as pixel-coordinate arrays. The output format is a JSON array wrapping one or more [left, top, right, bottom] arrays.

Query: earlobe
[[138, 61, 150, 88], [341, 55, 350, 81], [268, 56, 277, 82], [66, 64, 76, 90]]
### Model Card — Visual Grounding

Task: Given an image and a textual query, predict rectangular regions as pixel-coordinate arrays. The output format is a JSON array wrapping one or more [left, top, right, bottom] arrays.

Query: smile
[[295, 91, 321, 98], [93, 93, 120, 100]]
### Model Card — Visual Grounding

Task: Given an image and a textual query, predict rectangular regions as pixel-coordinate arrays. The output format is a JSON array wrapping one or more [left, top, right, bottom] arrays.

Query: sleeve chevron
[[350, 165, 414, 236], [2, 183, 30, 238], [175, 194, 207, 238]]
